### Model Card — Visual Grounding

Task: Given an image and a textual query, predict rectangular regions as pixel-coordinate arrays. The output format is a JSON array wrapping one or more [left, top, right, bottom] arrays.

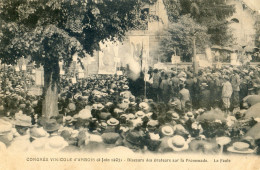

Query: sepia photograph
[[0, 0, 260, 169]]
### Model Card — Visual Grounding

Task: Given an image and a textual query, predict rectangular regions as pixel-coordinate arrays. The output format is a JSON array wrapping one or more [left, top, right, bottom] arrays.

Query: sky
[[243, 0, 260, 11]]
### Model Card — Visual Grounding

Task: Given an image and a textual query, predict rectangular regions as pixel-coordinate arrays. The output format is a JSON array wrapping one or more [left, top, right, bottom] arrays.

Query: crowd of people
[[0, 64, 260, 155], [146, 65, 260, 114]]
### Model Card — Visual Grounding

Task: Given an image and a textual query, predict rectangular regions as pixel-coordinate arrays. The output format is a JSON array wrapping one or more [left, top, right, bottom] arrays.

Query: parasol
[[244, 103, 260, 119], [196, 108, 226, 122], [243, 95, 260, 107], [232, 45, 243, 51], [244, 46, 258, 53], [245, 123, 260, 140]]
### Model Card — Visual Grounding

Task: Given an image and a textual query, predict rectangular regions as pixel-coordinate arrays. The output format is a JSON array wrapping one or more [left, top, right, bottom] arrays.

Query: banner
[[116, 71, 123, 75], [98, 40, 118, 74], [171, 55, 181, 64], [129, 36, 149, 72]]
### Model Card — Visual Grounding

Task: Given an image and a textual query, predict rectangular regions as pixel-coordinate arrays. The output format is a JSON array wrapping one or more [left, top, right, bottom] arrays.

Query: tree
[[184, 0, 236, 46], [159, 15, 209, 62], [163, 0, 236, 46], [163, 0, 181, 23], [0, 0, 146, 118]]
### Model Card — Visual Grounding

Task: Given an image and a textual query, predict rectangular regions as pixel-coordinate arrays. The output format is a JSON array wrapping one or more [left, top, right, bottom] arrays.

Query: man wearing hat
[[43, 119, 61, 136], [222, 75, 233, 114], [199, 83, 211, 110], [14, 113, 32, 136], [231, 68, 241, 112], [170, 72, 180, 99], [152, 69, 160, 101], [160, 74, 171, 103], [179, 84, 191, 113]]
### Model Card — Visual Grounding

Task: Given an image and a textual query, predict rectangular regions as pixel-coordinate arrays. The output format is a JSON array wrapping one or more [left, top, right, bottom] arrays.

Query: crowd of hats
[[0, 67, 41, 120], [0, 65, 260, 154]]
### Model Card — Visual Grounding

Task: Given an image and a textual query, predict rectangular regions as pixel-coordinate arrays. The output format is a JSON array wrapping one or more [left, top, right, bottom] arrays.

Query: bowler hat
[[43, 119, 60, 132]]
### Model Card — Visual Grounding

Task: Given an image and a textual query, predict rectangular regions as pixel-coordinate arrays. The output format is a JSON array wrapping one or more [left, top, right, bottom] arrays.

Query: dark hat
[[101, 132, 120, 144], [38, 117, 48, 127], [125, 131, 144, 146], [43, 119, 60, 132], [99, 112, 112, 120]]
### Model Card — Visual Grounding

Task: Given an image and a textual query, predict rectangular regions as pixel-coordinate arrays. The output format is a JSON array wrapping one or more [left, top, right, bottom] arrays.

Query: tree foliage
[[0, 0, 142, 66], [159, 15, 209, 62], [163, 0, 236, 46], [0, 0, 148, 117]]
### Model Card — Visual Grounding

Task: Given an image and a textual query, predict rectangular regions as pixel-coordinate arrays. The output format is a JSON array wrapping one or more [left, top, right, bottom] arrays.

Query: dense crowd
[[0, 64, 260, 155]]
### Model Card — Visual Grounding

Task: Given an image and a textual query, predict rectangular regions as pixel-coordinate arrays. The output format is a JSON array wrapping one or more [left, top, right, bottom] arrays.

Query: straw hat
[[227, 142, 255, 154], [167, 135, 189, 151], [127, 114, 135, 120], [201, 83, 208, 87], [114, 108, 124, 114], [46, 136, 69, 152], [107, 118, 119, 126], [30, 127, 49, 139], [135, 111, 145, 118], [14, 114, 32, 127], [168, 111, 179, 120], [77, 108, 92, 119], [184, 112, 194, 121], [68, 103, 76, 111], [123, 85, 129, 90], [160, 125, 174, 137], [147, 120, 159, 127], [30, 138, 47, 152], [139, 102, 150, 111]]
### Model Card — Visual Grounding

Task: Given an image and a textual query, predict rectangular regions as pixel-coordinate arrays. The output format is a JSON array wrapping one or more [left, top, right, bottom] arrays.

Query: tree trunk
[[42, 59, 60, 118]]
